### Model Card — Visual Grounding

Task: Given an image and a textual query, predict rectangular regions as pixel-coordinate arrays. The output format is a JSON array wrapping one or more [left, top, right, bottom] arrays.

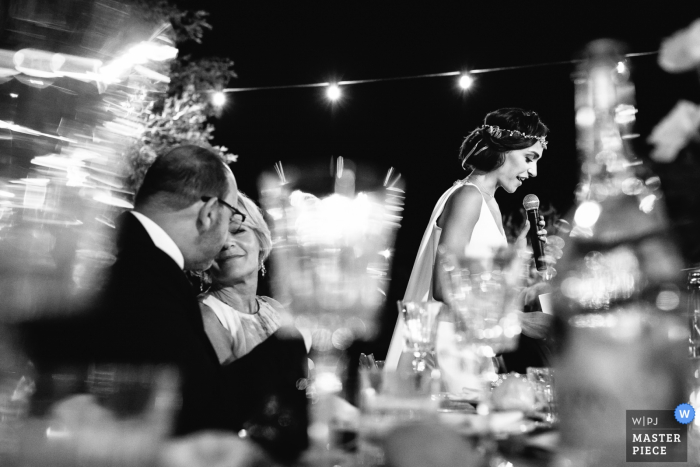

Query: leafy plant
[[122, 0, 237, 194]]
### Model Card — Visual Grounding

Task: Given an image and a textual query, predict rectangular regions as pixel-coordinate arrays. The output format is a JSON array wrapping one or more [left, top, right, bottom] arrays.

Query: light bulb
[[326, 84, 341, 101], [458, 73, 473, 89]]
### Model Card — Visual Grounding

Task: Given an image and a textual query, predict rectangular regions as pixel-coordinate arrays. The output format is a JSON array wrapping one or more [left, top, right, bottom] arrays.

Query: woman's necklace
[[465, 178, 496, 200], [211, 288, 260, 314]]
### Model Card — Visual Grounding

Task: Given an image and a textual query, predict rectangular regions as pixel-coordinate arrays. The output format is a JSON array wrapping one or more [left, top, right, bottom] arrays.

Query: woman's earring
[[260, 263, 267, 277]]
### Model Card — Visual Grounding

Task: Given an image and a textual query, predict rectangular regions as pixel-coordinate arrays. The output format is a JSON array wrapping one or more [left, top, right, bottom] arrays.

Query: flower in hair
[[481, 124, 548, 149], [488, 126, 503, 138]]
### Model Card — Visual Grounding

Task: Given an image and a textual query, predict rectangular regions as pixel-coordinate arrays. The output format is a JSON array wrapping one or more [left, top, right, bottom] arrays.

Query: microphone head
[[523, 194, 540, 211]]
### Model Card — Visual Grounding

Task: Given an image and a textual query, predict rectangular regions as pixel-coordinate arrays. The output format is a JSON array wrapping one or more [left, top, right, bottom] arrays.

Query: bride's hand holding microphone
[[516, 195, 553, 339]]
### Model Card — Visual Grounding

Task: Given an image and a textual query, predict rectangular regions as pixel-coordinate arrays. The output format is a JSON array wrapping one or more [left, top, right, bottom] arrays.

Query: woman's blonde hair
[[237, 191, 272, 264]]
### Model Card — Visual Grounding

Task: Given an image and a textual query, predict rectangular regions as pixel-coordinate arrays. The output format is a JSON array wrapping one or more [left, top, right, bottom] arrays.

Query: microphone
[[523, 194, 547, 271]]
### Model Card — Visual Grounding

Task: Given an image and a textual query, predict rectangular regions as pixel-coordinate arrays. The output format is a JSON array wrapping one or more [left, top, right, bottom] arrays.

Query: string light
[[220, 51, 658, 94], [326, 84, 341, 101], [458, 73, 473, 89], [211, 91, 227, 107]]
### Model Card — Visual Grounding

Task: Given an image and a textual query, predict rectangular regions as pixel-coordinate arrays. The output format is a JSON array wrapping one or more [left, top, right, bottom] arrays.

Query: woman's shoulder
[[444, 183, 483, 213], [451, 182, 482, 197], [198, 300, 215, 314], [258, 296, 308, 347], [258, 296, 285, 312], [257, 295, 288, 327], [199, 294, 227, 313]]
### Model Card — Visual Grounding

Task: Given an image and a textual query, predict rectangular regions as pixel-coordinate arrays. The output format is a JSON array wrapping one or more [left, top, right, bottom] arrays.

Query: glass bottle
[[689, 270, 700, 456], [552, 40, 688, 466], [689, 270, 700, 358]]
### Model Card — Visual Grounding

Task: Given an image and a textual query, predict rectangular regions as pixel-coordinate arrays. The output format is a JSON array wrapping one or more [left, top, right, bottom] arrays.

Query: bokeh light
[[326, 84, 341, 101], [574, 200, 602, 228], [212, 91, 227, 107], [458, 73, 473, 89]]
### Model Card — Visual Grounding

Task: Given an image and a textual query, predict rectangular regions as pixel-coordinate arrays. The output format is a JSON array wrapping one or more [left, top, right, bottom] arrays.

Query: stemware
[[259, 160, 403, 349], [259, 159, 403, 456], [526, 367, 557, 425], [357, 367, 439, 466], [18, 364, 179, 467], [433, 246, 527, 404], [399, 301, 442, 375], [439, 246, 525, 354]]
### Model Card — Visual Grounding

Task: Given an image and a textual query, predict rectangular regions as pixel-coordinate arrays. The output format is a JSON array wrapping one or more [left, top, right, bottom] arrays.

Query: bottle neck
[[575, 62, 640, 203]]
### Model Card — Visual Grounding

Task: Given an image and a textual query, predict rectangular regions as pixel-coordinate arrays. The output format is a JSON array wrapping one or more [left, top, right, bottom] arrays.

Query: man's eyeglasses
[[201, 196, 246, 233]]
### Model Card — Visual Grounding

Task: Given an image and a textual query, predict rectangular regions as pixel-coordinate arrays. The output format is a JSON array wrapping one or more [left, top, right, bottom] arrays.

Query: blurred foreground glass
[[526, 367, 556, 425], [357, 368, 439, 466], [437, 246, 525, 354], [0, 328, 34, 467], [689, 270, 700, 358], [400, 301, 441, 375], [18, 365, 178, 467], [432, 246, 525, 404], [259, 160, 403, 455], [688, 358, 700, 461], [552, 40, 688, 466]]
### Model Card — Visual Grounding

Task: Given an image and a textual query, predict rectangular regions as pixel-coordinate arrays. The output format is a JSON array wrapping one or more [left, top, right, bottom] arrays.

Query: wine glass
[[400, 301, 442, 375], [19, 364, 179, 467], [258, 159, 403, 454], [526, 367, 557, 425], [435, 246, 526, 403], [439, 246, 525, 352]]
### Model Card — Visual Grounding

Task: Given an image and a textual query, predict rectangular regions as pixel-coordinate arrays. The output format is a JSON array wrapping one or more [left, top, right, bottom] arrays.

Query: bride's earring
[[260, 263, 267, 277]]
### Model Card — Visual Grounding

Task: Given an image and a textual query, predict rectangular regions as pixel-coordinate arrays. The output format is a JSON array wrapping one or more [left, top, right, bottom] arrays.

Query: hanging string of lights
[[209, 51, 658, 105]]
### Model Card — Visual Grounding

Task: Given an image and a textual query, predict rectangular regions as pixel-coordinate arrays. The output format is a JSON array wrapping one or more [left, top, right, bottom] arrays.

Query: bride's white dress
[[385, 179, 507, 370]]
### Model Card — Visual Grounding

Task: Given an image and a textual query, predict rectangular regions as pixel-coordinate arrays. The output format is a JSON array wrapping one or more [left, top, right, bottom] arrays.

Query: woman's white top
[[201, 294, 282, 363], [385, 180, 507, 369]]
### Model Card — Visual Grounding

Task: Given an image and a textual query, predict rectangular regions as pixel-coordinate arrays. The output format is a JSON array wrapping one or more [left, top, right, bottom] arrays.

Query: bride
[[385, 107, 550, 370]]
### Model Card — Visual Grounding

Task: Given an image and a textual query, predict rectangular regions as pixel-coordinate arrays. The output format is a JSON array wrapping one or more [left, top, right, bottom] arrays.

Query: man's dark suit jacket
[[85, 212, 235, 434]]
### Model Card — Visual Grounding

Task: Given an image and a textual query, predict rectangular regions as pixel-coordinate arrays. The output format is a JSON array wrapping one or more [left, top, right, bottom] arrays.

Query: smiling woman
[[385, 108, 551, 372], [194, 192, 309, 462]]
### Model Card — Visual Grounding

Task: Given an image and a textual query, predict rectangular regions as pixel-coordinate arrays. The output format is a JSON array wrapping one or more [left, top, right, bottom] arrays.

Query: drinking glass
[[400, 301, 442, 375], [438, 246, 525, 355], [357, 369, 439, 466], [259, 161, 403, 349], [688, 270, 700, 358], [526, 367, 557, 425], [432, 247, 526, 401], [259, 159, 403, 455], [0, 332, 34, 467], [19, 365, 179, 467]]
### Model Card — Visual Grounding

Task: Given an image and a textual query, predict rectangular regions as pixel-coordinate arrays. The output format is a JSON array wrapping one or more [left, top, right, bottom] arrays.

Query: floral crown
[[481, 124, 548, 149]]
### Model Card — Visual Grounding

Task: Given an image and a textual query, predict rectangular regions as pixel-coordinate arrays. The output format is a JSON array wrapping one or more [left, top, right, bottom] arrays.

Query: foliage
[[124, 84, 238, 192], [130, 0, 212, 44], [167, 55, 237, 98], [122, 0, 237, 194]]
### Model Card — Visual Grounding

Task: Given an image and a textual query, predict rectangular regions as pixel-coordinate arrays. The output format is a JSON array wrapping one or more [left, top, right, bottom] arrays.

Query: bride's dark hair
[[458, 108, 549, 172]]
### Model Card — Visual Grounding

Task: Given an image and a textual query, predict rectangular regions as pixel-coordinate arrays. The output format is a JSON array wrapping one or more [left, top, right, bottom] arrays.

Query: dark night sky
[[2, 0, 700, 351], [192, 1, 700, 309]]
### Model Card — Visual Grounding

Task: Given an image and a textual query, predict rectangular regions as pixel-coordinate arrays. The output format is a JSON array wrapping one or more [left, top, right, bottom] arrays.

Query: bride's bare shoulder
[[446, 184, 482, 210], [438, 184, 482, 227]]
